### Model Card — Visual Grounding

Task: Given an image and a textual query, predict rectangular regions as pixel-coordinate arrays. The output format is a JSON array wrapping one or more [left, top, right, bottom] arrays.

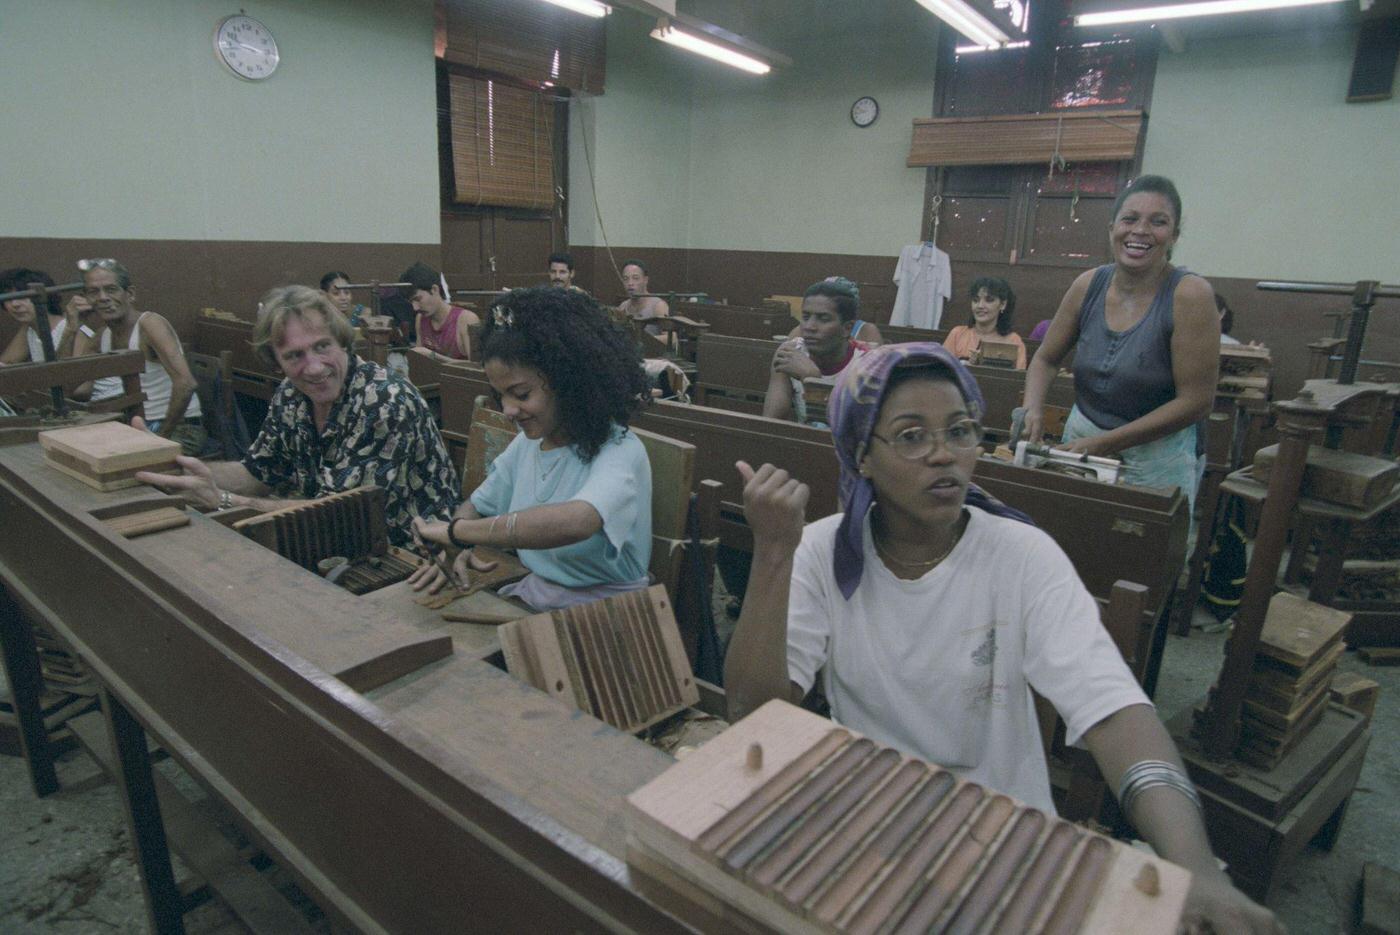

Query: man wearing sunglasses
[[76, 259, 203, 451]]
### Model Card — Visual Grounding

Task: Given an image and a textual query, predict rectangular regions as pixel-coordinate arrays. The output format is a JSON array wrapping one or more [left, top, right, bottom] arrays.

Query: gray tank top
[[1072, 264, 1190, 431]]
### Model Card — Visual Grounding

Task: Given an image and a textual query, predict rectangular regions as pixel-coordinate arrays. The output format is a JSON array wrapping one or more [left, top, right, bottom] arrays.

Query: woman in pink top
[[943, 277, 1027, 370]]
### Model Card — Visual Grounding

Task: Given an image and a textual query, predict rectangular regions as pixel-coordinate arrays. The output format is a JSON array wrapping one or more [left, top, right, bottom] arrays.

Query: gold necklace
[[874, 521, 963, 570]]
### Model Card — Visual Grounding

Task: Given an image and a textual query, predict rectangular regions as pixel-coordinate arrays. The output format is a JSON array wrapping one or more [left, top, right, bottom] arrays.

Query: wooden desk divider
[[500, 585, 699, 734], [233, 486, 419, 595], [626, 700, 1189, 935], [38, 421, 180, 491]]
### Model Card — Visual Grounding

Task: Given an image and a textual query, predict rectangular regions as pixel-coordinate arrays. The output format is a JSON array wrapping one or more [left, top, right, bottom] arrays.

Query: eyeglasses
[[77, 258, 118, 272], [871, 419, 983, 460]]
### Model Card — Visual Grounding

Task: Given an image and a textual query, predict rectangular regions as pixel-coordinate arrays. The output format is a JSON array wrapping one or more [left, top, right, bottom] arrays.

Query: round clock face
[[851, 96, 879, 128], [214, 15, 279, 81]]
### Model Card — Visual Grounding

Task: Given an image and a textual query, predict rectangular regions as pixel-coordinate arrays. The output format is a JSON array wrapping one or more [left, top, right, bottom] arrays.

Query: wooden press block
[[1249, 641, 1345, 706], [499, 584, 699, 734], [1252, 444, 1399, 509], [1258, 593, 1352, 671], [625, 700, 1190, 935], [1358, 862, 1400, 935], [977, 338, 1021, 367], [39, 421, 180, 491], [1329, 671, 1380, 724]]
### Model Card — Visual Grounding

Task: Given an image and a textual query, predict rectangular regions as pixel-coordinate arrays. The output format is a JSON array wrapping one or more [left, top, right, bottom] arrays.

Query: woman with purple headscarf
[[725, 343, 1279, 935]]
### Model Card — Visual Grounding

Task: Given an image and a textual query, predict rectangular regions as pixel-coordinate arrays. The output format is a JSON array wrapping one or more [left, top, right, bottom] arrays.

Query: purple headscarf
[[828, 342, 1034, 600]]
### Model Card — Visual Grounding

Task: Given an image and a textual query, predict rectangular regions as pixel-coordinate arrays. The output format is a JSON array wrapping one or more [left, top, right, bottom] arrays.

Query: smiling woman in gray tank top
[[1020, 175, 1219, 517]]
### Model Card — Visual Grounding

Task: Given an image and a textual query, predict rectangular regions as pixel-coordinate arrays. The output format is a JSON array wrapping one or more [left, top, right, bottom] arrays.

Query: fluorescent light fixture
[[539, 0, 610, 18], [914, 0, 1012, 47], [956, 39, 1031, 53], [1074, 0, 1345, 27], [650, 20, 771, 74]]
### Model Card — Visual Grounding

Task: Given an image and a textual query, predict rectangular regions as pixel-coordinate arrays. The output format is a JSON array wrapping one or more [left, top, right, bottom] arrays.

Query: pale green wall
[[568, 5, 940, 256], [567, 13, 695, 249], [1143, 27, 1400, 282], [0, 0, 438, 244]]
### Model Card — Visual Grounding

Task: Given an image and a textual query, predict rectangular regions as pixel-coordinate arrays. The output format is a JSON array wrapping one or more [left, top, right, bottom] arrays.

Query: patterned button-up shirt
[[243, 356, 459, 546]]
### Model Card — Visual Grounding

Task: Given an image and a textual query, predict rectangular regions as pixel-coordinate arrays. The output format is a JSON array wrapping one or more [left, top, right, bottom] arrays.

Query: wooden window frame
[[923, 1, 1157, 270], [437, 61, 570, 289]]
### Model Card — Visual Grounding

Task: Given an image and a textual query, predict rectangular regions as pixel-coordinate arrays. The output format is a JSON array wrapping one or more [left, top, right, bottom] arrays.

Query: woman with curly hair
[[409, 286, 653, 611]]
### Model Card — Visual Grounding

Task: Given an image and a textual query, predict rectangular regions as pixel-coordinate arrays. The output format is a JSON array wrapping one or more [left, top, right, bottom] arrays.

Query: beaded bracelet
[[447, 517, 470, 549]]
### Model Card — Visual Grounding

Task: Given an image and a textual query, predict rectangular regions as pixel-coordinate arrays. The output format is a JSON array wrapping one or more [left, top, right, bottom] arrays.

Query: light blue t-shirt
[[470, 427, 652, 588]]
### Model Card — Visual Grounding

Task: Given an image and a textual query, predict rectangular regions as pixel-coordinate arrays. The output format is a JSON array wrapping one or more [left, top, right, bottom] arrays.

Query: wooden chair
[[1035, 579, 1152, 826], [460, 397, 722, 669], [187, 349, 251, 461]]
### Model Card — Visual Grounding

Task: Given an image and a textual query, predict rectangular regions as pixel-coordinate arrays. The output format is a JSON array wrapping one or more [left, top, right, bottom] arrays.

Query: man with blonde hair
[[137, 285, 458, 545]]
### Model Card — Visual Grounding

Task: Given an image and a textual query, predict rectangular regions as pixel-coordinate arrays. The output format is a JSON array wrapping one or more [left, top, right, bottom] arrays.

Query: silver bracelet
[[505, 511, 518, 547], [1117, 760, 1202, 817], [218, 489, 232, 511]]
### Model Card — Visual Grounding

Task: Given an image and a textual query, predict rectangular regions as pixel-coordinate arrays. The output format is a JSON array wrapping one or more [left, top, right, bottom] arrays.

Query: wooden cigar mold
[[233, 486, 417, 595], [627, 701, 1189, 935], [39, 421, 180, 491], [500, 585, 699, 734]]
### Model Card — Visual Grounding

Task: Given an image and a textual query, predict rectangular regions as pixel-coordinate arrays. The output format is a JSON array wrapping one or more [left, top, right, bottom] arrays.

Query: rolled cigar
[[440, 610, 519, 625]]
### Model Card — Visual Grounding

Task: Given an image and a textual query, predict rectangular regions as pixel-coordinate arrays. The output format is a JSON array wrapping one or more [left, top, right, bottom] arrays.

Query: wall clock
[[214, 14, 279, 81], [851, 96, 879, 128]]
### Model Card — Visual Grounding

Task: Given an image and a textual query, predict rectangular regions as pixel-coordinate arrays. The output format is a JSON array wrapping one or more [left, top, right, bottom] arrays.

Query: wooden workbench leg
[[0, 586, 58, 797], [1174, 482, 1229, 636], [1306, 518, 1349, 605], [1310, 795, 1353, 852], [101, 689, 186, 935]]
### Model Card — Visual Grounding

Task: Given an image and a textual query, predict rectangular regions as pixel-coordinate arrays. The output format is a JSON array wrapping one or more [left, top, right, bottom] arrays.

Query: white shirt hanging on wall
[[890, 242, 952, 330]]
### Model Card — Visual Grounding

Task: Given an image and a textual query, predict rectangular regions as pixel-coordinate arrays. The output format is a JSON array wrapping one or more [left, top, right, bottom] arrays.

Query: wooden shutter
[[448, 74, 556, 210], [908, 109, 1144, 167], [438, 0, 605, 94]]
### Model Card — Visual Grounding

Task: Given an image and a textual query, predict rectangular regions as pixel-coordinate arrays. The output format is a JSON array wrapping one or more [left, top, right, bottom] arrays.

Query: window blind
[[912, 108, 1142, 167], [448, 73, 556, 211], [908, 109, 1144, 167], [438, 0, 605, 94]]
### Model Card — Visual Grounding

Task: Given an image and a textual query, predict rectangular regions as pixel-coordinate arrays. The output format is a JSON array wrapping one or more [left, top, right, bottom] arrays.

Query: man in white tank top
[[78, 259, 201, 438]]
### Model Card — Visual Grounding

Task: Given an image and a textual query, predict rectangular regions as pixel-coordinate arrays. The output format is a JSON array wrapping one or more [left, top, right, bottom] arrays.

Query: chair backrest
[[186, 350, 235, 423], [1033, 578, 1150, 823], [461, 395, 520, 499], [186, 349, 248, 458], [631, 425, 697, 595]]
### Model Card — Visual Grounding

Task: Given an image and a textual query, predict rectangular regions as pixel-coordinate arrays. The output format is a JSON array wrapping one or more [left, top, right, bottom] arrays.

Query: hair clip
[[491, 306, 514, 328]]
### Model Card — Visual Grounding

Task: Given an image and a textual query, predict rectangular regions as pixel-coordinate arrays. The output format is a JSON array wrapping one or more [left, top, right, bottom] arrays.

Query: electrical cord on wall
[[571, 94, 626, 294]]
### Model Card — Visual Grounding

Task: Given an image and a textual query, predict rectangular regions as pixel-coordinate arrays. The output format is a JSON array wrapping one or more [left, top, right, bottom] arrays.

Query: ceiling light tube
[[1075, 0, 1345, 27], [914, 0, 1012, 47], [650, 20, 772, 74], [956, 39, 1031, 53], [539, 0, 610, 17]]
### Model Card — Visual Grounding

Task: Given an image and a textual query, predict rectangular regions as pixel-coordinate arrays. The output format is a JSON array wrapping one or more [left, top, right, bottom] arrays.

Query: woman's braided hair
[[481, 286, 648, 462]]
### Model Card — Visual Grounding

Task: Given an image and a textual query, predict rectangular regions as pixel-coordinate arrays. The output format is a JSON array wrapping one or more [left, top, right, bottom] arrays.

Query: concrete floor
[[3, 619, 1397, 933]]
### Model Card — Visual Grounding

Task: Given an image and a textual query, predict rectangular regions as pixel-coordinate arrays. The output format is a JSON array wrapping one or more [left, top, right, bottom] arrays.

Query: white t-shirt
[[25, 320, 66, 363], [786, 507, 1150, 813]]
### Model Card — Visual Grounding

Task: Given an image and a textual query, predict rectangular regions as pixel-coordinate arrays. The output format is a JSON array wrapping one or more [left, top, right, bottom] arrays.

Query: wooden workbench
[[0, 431, 714, 933]]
